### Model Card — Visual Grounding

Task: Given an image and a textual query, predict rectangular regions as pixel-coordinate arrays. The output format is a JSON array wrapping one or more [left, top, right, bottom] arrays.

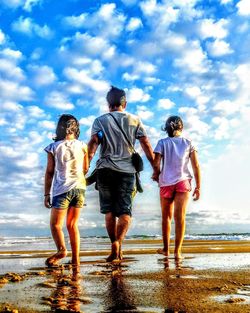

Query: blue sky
[[1, 0, 250, 237]]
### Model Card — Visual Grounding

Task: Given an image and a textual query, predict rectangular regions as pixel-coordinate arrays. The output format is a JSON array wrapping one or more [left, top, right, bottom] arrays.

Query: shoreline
[[0, 240, 250, 312], [1, 240, 250, 258]]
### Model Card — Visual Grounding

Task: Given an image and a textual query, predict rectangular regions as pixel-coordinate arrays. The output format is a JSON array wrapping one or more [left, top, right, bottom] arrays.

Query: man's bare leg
[[105, 212, 119, 262], [174, 192, 189, 259], [158, 197, 174, 257], [116, 214, 131, 260]]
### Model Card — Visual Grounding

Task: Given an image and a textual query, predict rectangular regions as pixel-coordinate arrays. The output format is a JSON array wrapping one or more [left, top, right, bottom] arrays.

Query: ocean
[[0, 233, 250, 252]]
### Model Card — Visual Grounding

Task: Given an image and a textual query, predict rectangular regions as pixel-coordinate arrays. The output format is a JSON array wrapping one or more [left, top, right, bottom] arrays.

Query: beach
[[0, 238, 250, 313]]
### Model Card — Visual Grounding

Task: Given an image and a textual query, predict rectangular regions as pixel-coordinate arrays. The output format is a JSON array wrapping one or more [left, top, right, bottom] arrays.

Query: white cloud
[[0, 29, 6, 44], [157, 98, 175, 110], [12, 17, 53, 38], [63, 32, 116, 60], [1, 48, 22, 60], [29, 65, 57, 86], [206, 39, 233, 57], [122, 60, 156, 82], [1, 101, 22, 111], [237, 0, 250, 16], [212, 116, 239, 140], [64, 3, 125, 38], [213, 100, 240, 115], [0, 79, 33, 101], [136, 105, 154, 120], [198, 18, 229, 39], [79, 115, 96, 127], [64, 67, 109, 93], [38, 120, 56, 130], [126, 87, 151, 103], [0, 58, 25, 80], [178, 107, 210, 139], [63, 13, 87, 28], [174, 41, 209, 73], [220, 0, 232, 3], [26, 105, 46, 118], [0, 0, 42, 11], [185, 86, 201, 98], [45, 91, 74, 110], [126, 17, 143, 31]]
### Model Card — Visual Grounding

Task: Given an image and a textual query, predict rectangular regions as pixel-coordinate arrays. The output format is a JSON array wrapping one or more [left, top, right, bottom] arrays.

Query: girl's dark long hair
[[163, 115, 183, 137], [54, 114, 80, 142]]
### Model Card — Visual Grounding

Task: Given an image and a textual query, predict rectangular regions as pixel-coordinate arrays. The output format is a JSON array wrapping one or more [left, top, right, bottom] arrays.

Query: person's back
[[156, 136, 195, 186], [88, 86, 154, 262], [44, 114, 89, 268], [46, 139, 86, 196], [92, 111, 145, 173], [153, 115, 201, 260]]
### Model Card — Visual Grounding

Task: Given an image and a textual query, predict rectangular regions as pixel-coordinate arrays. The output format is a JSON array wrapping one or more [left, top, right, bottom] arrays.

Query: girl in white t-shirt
[[152, 116, 201, 261], [44, 114, 89, 267]]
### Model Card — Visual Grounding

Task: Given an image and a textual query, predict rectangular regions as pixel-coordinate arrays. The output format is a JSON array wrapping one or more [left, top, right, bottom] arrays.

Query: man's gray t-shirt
[[91, 111, 146, 173]]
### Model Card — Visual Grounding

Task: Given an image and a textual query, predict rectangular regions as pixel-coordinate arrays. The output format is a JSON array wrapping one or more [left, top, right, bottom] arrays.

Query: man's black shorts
[[96, 168, 136, 217]]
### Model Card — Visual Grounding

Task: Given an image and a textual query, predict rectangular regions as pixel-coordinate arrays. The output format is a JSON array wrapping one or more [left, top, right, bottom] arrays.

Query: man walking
[[88, 86, 154, 262]]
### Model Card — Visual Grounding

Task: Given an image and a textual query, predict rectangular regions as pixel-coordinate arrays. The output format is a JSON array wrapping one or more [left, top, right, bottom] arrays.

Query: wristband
[[44, 194, 50, 196]]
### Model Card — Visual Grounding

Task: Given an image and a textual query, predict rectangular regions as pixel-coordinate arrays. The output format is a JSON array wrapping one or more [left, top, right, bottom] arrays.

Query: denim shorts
[[52, 188, 85, 210], [96, 168, 136, 217]]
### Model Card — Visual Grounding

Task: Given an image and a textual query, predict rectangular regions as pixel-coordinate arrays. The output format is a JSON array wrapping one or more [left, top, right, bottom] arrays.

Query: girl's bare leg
[[173, 192, 190, 259], [46, 208, 68, 266], [67, 206, 81, 265], [160, 197, 174, 256]]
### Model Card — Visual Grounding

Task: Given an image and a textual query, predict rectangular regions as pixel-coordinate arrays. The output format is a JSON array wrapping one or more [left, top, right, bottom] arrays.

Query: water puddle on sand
[[169, 274, 199, 279], [212, 286, 250, 305]]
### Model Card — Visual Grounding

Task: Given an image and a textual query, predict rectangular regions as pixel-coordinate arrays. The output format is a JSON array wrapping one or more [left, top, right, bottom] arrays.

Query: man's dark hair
[[54, 114, 80, 142], [106, 86, 126, 108], [163, 115, 183, 137]]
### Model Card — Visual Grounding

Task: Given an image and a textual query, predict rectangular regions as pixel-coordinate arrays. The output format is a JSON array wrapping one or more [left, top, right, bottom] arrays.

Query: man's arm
[[138, 136, 154, 168], [88, 134, 99, 163]]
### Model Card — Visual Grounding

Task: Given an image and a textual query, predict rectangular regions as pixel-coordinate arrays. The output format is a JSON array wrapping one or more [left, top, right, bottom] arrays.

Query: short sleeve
[[44, 143, 55, 155], [154, 140, 163, 155], [91, 118, 101, 136], [135, 119, 147, 139]]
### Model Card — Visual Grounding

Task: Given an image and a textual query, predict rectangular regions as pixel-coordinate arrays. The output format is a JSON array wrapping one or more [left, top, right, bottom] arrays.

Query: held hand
[[192, 187, 200, 201], [151, 172, 159, 182], [44, 195, 52, 208]]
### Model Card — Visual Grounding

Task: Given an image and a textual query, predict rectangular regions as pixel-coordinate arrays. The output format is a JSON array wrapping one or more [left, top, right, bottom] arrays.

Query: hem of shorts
[[159, 178, 192, 187], [52, 187, 86, 197], [96, 166, 136, 174]]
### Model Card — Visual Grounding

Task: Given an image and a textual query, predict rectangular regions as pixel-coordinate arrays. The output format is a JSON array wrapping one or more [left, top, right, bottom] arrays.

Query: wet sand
[[0, 240, 250, 313]]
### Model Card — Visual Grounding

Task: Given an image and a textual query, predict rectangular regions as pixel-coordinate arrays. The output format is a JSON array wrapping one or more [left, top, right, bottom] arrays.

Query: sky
[[1, 0, 250, 237]]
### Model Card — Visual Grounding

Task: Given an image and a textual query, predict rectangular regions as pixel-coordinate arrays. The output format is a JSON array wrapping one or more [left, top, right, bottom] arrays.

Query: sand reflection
[[44, 266, 84, 312], [103, 266, 138, 312]]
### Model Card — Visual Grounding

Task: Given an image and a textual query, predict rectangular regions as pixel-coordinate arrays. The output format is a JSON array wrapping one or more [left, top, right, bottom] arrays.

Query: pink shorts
[[160, 180, 191, 199]]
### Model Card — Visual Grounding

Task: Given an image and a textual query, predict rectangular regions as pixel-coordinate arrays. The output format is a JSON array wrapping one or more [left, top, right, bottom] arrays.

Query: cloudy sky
[[1, 0, 250, 237]]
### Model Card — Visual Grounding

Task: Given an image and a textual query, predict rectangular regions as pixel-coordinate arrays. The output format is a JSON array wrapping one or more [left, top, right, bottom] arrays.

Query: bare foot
[[106, 241, 119, 262], [157, 248, 169, 257], [174, 252, 183, 260], [119, 249, 123, 260], [45, 249, 67, 267]]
